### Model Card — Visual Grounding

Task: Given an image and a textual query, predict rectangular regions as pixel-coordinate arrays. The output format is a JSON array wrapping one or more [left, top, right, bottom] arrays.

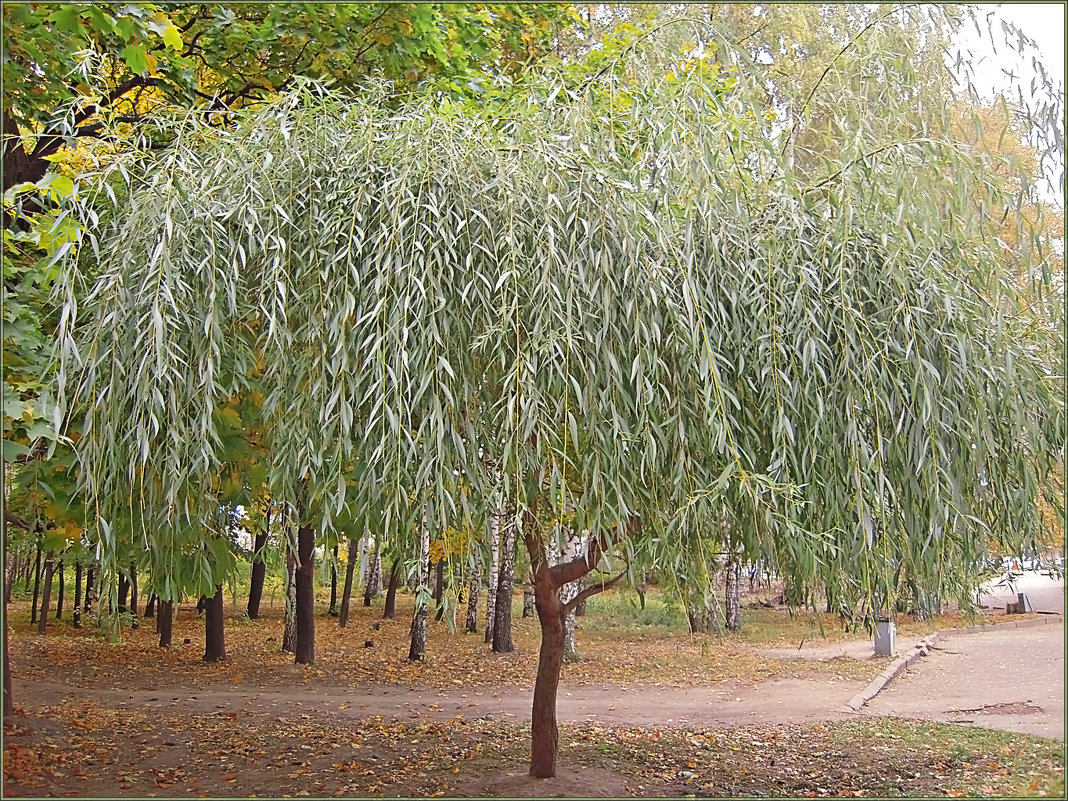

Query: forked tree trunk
[[294, 525, 316, 664], [492, 510, 516, 654], [247, 528, 270, 619], [158, 599, 174, 648], [383, 557, 400, 619], [339, 537, 358, 628], [484, 512, 500, 643], [408, 521, 431, 661], [282, 546, 297, 652], [465, 551, 482, 633], [203, 586, 226, 661], [36, 552, 55, 635], [72, 563, 82, 628]]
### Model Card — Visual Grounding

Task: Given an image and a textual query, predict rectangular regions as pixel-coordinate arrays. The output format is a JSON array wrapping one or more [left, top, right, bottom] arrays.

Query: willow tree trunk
[[363, 545, 381, 606], [203, 586, 226, 661], [725, 556, 742, 631], [72, 563, 82, 628], [492, 512, 516, 654], [83, 566, 94, 612], [282, 546, 297, 653], [128, 563, 138, 627], [522, 574, 535, 618], [383, 557, 400, 619], [54, 559, 65, 620], [294, 525, 316, 664], [465, 552, 482, 633], [408, 522, 431, 661], [339, 538, 358, 628], [36, 552, 55, 635], [29, 542, 42, 624], [484, 512, 500, 643], [328, 543, 339, 616], [246, 530, 270, 619], [158, 599, 174, 648], [432, 560, 445, 622]]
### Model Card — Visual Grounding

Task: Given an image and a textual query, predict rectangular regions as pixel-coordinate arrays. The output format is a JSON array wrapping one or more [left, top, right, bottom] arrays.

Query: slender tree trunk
[[144, 593, 156, 619], [559, 527, 582, 662], [294, 525, 316, 664], [158, 599, 174, 648], [484, 511, 500, 644], [129, 563, 138, 628], [54, 559, 65, 620], [36, 552, 55, 635], [408, 520, 431, 661], [328, 543, 339, 616], [203, 586, 226, 661], [432, 559, 445, 622], [282, 545, 297, 652], [523, 573, 535, 618], [339, 537, 358, 628], [30, 541, 42, 624], [363, 543, 381, 605], [117, 572, 129, 614], [246, 529, 270, 620], [383, 557, 400, 619], [465, 551, 482, 633], [725, 554, 742, 631], [84, 566, 94, 612], [72, 563, 82, 628], [3, 516, 14, 715], [492, 510, 516, 653]]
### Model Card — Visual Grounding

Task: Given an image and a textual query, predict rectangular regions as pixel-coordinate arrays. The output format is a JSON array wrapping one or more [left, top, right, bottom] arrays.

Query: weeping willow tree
[[52, 8, 1062, 780]]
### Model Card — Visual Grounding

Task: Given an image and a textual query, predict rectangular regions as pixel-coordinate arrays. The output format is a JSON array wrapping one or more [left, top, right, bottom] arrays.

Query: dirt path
[[14, 670, 868, 730]]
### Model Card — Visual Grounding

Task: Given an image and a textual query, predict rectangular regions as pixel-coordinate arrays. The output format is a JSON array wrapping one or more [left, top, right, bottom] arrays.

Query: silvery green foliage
[[56, 11, 1062, 622]]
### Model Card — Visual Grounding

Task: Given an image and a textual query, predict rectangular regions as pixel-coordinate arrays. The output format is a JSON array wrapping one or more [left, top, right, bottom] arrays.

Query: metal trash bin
[[874, 617, 897, 656]]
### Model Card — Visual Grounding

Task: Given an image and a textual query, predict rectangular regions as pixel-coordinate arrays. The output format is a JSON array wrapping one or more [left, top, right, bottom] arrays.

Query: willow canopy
[[55, 16, 1063, 778]]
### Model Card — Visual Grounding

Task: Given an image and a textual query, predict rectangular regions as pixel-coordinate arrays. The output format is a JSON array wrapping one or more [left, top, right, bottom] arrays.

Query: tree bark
[[30, 540, 42, 624], [158, 599, 174, 648], [408, 520, 431, 661], [492, 509, 516, 653], [363, 543, 381, 605], [383, 557, 400, 619], [129, 563, 138, 627], [72, 563, 82, 628], [282, 545, 297, 652], [328, 543, 339, 616], [55, 558, 65, 620], [558, 527, 583, 662], [465, 550, 482, 634], [117, 572, 130, 614], [523, 573, 535, 617], [144, 593, 156, 619], [725, 555, 742, 631], [84, 566, 94, 612], [202, 585, 226, 661], [432, 559, 445, 622], [485, 510, 500, 644], [246, 529, 269, 620], [294, 525, 316, 664], [36, 553, 55, 635], [339, 537, 358, 628]]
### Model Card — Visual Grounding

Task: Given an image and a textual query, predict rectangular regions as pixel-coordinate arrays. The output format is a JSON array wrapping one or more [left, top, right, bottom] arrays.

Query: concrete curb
[[840, 634, 940, 713], [839, 613, 1064, 714]]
